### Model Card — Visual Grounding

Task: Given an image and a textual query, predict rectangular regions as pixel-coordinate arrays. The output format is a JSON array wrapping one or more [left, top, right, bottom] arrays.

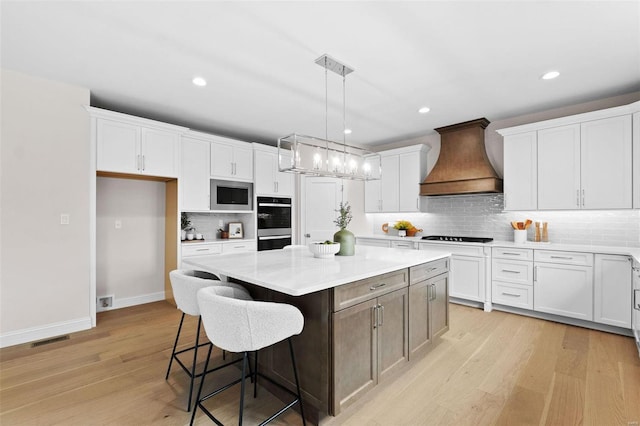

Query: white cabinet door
[[356, 238, 390, 248], [275, 151, 294, 196], [141, 128, 179, 177], [181, 137, 210, 211], [537, 125, 581, 210], [210, 141, 235, 179], [594, 254, 632, 328], [534, 263, 593, 321], [449, 255, 485, 302], [380, 155, 399, 212], [364, 179, 381, 212], [255, 150, 276, 195], [634, 112, 640, 209], [503, 132, 537, 211], [233, 144, 254, 181], [581, 115, 632, 209], [96, 119, 140, 174], [398, 153, 421, 212]]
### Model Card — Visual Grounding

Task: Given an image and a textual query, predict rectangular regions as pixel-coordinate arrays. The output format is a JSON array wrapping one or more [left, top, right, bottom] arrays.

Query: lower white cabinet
[[222, 240, 256, 253], [594, 254, 632, 328], [491, 247, 534, 310], [357, 238, 391, 248], [534, 257, 594, 321], [449, 255, 485, 302]]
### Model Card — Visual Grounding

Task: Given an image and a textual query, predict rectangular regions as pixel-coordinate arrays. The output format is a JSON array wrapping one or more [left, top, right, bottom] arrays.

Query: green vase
[[334, 228, 355, 256]]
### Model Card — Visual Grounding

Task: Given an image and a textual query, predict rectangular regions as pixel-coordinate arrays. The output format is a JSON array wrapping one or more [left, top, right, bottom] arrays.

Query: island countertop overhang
[[182, 246, 451, 296]]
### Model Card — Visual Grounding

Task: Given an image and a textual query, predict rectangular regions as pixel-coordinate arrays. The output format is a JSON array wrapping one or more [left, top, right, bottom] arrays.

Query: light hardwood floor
[[1, 301, 638, 425]]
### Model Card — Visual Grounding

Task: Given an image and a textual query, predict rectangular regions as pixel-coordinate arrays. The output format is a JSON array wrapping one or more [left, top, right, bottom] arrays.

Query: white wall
[[0, 69, 91, 347], [96, 177, 166, 309]]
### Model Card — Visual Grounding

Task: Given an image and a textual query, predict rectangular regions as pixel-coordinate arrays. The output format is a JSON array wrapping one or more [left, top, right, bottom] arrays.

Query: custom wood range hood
[[420, 117, 503, 196]]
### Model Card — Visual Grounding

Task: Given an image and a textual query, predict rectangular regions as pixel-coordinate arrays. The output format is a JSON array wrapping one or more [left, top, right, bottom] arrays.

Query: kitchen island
[[184, 245, 451, 424]]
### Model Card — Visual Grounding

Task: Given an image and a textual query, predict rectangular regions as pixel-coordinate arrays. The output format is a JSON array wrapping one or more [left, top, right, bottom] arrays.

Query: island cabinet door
[[409, 281, 431, 359], [377, 288, 409, 384], [332, 300, 378, 414]]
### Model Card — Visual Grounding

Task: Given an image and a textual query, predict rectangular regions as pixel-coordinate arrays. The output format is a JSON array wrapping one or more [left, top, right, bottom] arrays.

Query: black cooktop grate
[[421, 235, 494, 243]]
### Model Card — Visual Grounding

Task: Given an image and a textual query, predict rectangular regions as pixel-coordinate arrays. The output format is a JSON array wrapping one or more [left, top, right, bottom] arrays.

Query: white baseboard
[[0, 317, 92, 348], [98, 291, 166, 312]]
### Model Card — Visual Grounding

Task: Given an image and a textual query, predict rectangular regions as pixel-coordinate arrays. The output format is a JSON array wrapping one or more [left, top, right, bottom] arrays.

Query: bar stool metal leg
[[165, 312, 186, 380]]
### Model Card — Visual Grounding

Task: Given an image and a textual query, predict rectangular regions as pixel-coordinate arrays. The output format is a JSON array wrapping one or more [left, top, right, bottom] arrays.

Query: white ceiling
[[2, 1, 639, 147]]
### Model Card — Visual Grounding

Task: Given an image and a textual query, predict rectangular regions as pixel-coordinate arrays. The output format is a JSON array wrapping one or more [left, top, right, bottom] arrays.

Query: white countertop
[[357, 234, 640, 262], [182, 246, 451, 296]]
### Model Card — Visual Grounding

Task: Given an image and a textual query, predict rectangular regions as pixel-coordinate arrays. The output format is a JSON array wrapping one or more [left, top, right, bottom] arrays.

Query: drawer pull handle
[[502, 269, 521, 274], [196, 248, 209, 252], [426, 267, 437, 272], [369, 283, 387, 291], [550, 256, 573, 260], [502, 292, 521, 297], [502, 252, 521, 256]]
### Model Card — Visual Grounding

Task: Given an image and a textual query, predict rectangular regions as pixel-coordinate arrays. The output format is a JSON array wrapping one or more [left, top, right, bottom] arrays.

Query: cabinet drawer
[[492, 247, 533, 261], [334, 269, 408, 312], [391, 240, 415, 250], [410, 258, 449, 285], [535, 250, 593, 266], [492, 282, 533, 309], [492, 259, 533, 285], [419, 242, 485, 257], [222, 241, 256, 253], [182, 243, 223, 257], [357, 238, 391, 248]]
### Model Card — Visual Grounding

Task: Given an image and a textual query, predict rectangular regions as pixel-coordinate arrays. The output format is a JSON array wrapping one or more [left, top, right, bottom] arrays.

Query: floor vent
[[31, 335, 70, 347]]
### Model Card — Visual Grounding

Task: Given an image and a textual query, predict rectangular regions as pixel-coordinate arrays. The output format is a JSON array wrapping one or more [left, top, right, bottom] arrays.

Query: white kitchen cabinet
[[96, 117, 181, 177], [254, 146, 293, 196], [390, 240, 415, 250], [499, 103, 637, 211], [356, 237, 391, 248], [491, 247, 534, 310], [210, 137, 253, 182], [581, 115, 632, 209], [537, 124, 581, 210], [419, 242, 486, 303], [221, 240, 256, 253], [534, 251, 593, 321], [503, 131, 537, 211], [634, 112, 640, 209], [365, 145, 429, 213], [380, 155, 399, 212], [594, 254, 632, 328], [181, 136, 211, 211]]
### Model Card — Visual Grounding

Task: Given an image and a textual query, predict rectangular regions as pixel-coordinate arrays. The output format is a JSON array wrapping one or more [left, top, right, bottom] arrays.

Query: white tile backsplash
[[369, 194, 640, 247]]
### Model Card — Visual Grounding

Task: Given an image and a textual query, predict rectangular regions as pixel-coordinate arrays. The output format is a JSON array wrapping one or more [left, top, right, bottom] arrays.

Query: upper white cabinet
[[538, 124, 581, 210], [181, 134, 211, 211], [499, 101, 638, 211], [210, 137, 253, 182], [253, 145, 293, 196], [95, 113, 184, 178], [365, 145, 429, 213], [634, 112, 640, 209], [503, 132, 537, 210]]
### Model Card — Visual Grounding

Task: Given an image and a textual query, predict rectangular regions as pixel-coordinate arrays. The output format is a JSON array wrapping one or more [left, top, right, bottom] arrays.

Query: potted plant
[[333, 201, 355, 256], [393, 220, 413, 237], [180, 212, 191, 241]]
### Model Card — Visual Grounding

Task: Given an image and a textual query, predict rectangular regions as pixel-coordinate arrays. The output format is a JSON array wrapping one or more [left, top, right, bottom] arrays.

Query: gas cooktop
[[422, 235, 494, 243]]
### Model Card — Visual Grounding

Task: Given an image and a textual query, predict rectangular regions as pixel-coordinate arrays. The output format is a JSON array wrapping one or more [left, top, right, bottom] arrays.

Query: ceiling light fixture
[[278, 54, 381, 181], [418, 107, 430, 114], [541, 71, 560, 80], [192, 76, 207, 86]]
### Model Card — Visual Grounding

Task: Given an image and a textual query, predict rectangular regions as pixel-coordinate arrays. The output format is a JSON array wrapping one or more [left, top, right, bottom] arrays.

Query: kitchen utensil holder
[[514, 229, 527, 244]]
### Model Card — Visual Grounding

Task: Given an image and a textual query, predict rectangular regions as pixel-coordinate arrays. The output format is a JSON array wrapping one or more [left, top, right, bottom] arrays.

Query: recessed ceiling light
[[541, 71, 560, 80], [418, 107, 430, 114], [344, 128, 352, 135], [192, 76, 207, 87]]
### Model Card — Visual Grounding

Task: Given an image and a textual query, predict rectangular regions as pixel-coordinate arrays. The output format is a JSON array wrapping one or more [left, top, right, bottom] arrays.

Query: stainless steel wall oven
[[257, 196, 292, 251]]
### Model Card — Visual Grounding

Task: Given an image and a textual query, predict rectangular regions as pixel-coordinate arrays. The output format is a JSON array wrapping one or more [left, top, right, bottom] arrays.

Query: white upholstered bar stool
[[165, 269, 252, 411], [191, 286, 306, 426]]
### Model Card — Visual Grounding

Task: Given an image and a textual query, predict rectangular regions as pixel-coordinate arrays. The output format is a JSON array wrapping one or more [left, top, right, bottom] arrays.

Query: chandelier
[[278, 54, 381, 181]]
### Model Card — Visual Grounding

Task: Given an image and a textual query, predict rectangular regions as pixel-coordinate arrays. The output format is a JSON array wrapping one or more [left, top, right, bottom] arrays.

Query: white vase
[[181, 230, 187, 240], [398, 230, 407, 237]]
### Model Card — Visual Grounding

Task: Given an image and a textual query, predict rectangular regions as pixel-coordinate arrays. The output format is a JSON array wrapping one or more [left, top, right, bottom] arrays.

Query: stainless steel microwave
[[210, 179, 253, 211]]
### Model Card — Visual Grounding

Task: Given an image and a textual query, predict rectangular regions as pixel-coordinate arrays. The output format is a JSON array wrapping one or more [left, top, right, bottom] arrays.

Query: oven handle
[[258, 235, 292, 240], [258, 203, 292, 208]]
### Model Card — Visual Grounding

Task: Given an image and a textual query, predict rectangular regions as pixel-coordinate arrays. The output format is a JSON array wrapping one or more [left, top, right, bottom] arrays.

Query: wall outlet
[[115, 219, 122, 229], [97, 295, 114, 312], [218, 219, 224, 228], [60, 214, 70, 225]]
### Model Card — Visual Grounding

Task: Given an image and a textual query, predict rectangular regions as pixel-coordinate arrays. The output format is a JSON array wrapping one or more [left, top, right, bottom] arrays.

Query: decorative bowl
[[309, 242, 340, 258]]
